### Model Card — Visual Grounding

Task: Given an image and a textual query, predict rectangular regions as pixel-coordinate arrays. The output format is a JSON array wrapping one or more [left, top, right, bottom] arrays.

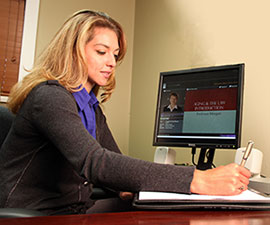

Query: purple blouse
[[72, 87, 99, 139]]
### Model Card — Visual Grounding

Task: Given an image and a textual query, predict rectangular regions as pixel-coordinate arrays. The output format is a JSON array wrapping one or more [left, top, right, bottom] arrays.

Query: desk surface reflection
[[1, 210, 270, 225]]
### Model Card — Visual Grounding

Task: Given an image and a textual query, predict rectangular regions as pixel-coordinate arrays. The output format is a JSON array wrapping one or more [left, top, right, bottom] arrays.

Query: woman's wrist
[[190, 169, 205, 194]]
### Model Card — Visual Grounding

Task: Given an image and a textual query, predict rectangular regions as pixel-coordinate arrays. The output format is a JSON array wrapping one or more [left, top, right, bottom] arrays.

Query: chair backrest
[[0, 105, 15, 147]]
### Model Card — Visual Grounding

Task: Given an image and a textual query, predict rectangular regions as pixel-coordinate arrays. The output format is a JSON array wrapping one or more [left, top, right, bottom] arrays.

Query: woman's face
[[84, 27, 119, 92]]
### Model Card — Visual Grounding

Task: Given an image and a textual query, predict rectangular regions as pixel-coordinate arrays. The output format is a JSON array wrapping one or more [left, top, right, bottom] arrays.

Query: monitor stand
[[196, 148, 215, 170]]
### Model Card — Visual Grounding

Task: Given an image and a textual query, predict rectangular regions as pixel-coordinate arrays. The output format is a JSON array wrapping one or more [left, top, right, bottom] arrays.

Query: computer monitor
[[153, 64, 245, 170]]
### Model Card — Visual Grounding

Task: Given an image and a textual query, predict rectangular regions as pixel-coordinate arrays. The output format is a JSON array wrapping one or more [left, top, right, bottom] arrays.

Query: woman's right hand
[[190, 163, 251, 196]]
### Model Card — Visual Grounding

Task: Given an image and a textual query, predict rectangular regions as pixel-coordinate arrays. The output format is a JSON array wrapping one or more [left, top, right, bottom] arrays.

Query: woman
[[0, 10, 250, 215]]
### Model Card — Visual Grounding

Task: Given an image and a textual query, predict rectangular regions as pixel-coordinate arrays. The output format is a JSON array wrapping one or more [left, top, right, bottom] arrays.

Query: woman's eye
[[114, 54, 119, 61], [97, 50, 106, 55]]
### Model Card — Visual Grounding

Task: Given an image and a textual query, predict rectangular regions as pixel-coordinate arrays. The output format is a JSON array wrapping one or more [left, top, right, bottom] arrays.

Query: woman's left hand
[[119, 191, 134, 200]]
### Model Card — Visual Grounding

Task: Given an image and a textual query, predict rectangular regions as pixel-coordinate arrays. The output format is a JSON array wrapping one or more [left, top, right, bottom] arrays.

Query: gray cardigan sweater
[[0, 81, 195, 215]]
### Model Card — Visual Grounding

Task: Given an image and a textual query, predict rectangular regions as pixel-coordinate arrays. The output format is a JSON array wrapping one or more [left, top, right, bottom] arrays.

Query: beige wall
[[129, 0, 270, 176], [35, 0, 135, 155]]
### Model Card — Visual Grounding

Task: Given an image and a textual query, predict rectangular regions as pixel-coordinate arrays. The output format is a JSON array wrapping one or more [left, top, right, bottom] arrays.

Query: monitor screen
[[153, 64, 244, 150]]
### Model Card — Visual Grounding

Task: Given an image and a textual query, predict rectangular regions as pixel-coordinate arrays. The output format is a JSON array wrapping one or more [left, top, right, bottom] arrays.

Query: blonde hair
[[8, 10, 126, 114]]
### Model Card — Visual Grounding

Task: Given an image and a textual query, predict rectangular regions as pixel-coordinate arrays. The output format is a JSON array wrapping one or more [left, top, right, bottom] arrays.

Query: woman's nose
[[106, 53, 116, 68]]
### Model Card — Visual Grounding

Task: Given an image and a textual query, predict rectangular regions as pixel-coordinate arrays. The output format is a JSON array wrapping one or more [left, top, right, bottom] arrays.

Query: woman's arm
[[31, 82, 195, 194], [31, 82, 250, 196]]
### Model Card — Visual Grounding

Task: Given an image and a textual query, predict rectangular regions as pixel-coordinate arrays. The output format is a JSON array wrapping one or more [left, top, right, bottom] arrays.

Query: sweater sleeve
[[31, 82, 195, 194], [95, 106, 122, 154]]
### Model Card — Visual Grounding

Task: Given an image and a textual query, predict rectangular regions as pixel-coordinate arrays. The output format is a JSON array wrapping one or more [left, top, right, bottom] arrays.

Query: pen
[[240, 140, 254, 167]]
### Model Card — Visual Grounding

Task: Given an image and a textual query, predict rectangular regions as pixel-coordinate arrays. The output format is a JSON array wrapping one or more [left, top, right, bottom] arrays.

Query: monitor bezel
[[153, 63, 245, 149]]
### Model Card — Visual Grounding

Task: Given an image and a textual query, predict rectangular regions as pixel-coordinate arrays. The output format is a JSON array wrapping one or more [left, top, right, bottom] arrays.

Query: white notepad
[[139, 190, 270, 202]]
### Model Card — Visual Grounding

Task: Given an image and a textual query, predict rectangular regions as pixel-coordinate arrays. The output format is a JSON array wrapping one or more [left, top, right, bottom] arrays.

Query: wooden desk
[[1, 211, 270, 225]]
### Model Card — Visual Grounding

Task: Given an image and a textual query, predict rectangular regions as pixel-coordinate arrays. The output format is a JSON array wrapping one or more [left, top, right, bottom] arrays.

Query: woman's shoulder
[[28, 80, 75, 107], [31, 80, 71, 98], [20, 80, 78, 120], [33, 80, 68, 93]]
